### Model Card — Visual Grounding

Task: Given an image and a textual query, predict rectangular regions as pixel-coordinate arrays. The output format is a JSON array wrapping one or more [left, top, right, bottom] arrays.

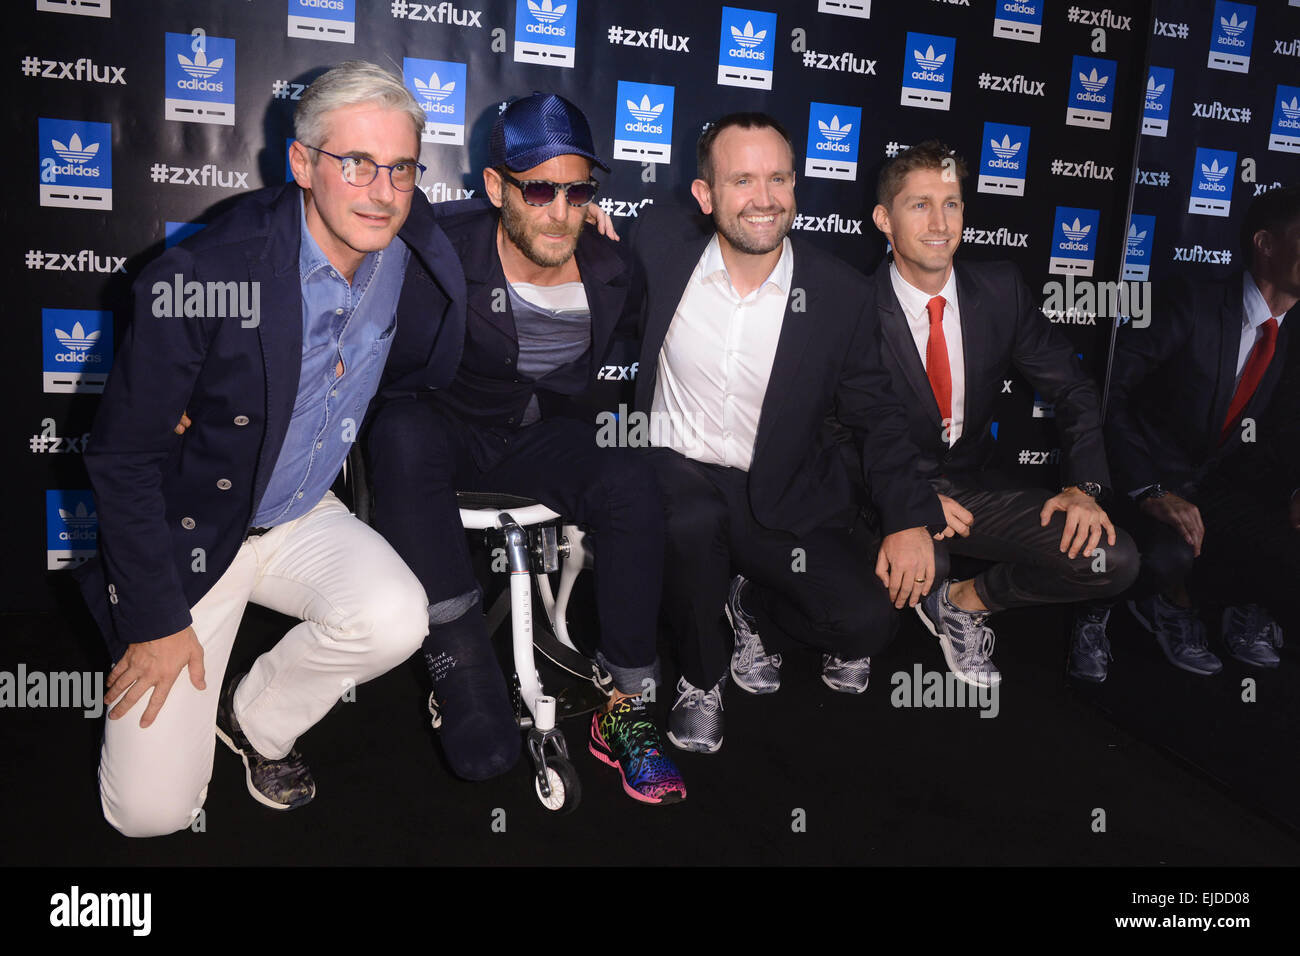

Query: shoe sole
[[726, 603, 780, 695], [666, 729, 722, 754], [821, 673, 869, 694], [1225, 651, 1280, 669], [589, 721, 686, 804], [215, 724, 314, 811], [1066, 666, 1107, 684], [913, 603, 1002, 689]]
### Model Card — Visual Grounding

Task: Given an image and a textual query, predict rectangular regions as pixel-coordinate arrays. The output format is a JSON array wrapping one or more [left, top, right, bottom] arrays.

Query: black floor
[[2, 594, 1297, 868]]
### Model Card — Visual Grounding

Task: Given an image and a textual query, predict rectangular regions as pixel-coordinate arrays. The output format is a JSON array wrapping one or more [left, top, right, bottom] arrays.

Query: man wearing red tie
[[866, 141, 1137, 687], [1103, 185, 1300, 676]]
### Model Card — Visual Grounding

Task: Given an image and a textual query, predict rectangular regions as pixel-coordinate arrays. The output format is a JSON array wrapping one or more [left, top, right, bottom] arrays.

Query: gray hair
[[293, 60, 425, 150]]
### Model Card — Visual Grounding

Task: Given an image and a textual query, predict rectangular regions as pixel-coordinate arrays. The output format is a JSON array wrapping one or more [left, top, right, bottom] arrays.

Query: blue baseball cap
[[489, 92, 609, 173]]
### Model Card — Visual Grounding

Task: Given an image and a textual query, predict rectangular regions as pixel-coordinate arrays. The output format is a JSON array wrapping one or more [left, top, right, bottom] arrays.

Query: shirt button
[[335, 308, 344, 315], [296, 492, 304, 499], [330, 270, 338, 279], [316, 441, 323, 449], [233, 415, 250, 426], [181, 517, 196, 530], [330, 389, 338, 397], [216, 479, 232, 490]]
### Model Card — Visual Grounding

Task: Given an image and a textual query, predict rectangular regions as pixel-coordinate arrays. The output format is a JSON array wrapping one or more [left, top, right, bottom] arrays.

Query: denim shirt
[[251, 197, 410, 526]]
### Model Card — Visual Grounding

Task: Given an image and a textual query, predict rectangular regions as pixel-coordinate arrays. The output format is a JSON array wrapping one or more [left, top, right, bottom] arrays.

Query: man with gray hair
[[76, 60, 466, 836]]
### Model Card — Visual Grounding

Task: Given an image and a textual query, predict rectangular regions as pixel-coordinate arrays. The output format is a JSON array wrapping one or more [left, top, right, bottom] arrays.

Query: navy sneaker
[[1128, 595, 1221, 676], [916, 580, 1002, 687], [215, 672, 316, 811], [1067, 606, 1113, 682], [1221, 604, 1282, 668]]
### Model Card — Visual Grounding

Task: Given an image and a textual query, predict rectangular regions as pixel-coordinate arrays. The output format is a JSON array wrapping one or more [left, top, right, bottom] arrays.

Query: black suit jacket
[[77, 184, 465, 660], [378, 200, 642, 435], [632, 207, 943, 538], [1106, 272, 1295, 495], [871, 258, 1110, 490]]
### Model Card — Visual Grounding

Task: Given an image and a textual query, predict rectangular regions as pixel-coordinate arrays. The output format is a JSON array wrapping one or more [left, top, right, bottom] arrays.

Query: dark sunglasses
[[500, 172, 600, 207]]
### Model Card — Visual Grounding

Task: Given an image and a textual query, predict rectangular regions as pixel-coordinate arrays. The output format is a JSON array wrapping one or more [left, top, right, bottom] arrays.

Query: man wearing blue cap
[[365, 93, 686, 805]]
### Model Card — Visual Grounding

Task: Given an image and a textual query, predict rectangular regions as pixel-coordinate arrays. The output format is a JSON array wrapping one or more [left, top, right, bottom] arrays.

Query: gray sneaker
[[1067, 607, 1113, 682], [1222, 604, 1282, 668], [215, 672, 317, 810], [667, 676, 724, 753], [1128, 595, 1222, 676], [916, 580, 1002, 687], [727, 575, 782, 694], [822, 655, 871, 694]]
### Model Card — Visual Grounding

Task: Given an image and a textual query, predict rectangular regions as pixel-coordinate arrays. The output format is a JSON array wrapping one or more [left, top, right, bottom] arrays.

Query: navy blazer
[[378, 199, 643, 432], [76, 183, 466, 661], [1105, 272, 1295, 496], [631, 206, 944, 539], [871, 258, 1110, 490]]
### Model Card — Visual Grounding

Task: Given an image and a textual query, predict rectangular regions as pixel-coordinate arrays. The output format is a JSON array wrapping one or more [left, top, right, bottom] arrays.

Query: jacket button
[[107, 583, 116, 594], [109, 593, 119, 605], [181, 517, 196, 530], [233, 415, 250, 426], [505, 356, 512, 364], [216, 479, 232, 490]]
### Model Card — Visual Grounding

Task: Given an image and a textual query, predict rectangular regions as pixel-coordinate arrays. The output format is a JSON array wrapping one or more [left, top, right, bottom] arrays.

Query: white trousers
[[99, 492, 428, 838]]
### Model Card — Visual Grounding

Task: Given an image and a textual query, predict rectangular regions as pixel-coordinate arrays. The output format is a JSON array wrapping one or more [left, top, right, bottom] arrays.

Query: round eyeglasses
[[301, 144, 426, 192], [500, 172, 600, 207]]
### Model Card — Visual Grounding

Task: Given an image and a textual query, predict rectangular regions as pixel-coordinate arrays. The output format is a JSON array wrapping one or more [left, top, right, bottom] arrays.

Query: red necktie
[[925, 295, 952, 424], [1220, 317, 1278, 444]]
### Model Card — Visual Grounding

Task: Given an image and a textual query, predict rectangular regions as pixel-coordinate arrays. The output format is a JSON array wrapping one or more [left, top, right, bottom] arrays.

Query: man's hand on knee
[[875, 526, 936, 609], [106, 627, 206, 728]]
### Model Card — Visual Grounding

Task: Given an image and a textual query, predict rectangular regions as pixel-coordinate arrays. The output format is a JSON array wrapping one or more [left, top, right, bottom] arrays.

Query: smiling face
[[872, 166, 964, 293], [691, 124, 796, 257], [485, 154, 591, 270], [290, 102, 420, 280]]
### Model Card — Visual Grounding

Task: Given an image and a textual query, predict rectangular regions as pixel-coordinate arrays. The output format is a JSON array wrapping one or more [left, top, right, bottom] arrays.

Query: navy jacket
[[631, 206, 944, 539], [871, 258, 1110, 490], [1106, 272, 1294, 495], [76, 183, 466, 661]]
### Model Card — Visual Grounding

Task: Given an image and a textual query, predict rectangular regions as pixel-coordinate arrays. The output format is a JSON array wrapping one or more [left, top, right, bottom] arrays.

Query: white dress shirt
[[1237, 270, 1287, 386], [889, 262, 965, 445], [651, 235, 793, 469]]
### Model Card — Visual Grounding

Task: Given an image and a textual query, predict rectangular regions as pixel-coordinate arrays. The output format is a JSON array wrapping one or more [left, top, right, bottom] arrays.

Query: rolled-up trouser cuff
[[596, 649, 660, 698]]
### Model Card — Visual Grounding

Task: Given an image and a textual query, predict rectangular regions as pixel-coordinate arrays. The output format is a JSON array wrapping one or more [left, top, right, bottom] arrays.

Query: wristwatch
[[1066, 481, 1104, 499], [1134, 483, 1167, 504]]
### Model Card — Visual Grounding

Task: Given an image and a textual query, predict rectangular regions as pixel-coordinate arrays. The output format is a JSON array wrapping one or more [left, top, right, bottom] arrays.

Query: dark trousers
[[1112, 481, 1300, 630], [364, 397, 665, 674], [933, 477, 1139, 613], [643, 447, 899, 690]]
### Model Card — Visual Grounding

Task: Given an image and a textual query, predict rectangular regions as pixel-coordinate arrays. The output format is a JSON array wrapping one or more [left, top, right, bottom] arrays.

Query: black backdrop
[[6, 0, 1296, 611]]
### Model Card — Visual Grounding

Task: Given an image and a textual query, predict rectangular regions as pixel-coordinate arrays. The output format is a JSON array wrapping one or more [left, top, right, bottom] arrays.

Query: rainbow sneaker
[[589, 695, 687, 805]]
